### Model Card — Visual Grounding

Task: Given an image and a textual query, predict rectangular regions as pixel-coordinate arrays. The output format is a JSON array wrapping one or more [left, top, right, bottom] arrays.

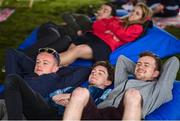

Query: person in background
[[62, 51, 179, 120], [59, 3, 153, 67], [146, 0, 180, 17]]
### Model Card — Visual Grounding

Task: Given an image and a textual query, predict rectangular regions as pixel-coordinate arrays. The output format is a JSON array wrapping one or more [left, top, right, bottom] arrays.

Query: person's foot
[[1, 66, 5, 73], [63, 35, 72, 43]]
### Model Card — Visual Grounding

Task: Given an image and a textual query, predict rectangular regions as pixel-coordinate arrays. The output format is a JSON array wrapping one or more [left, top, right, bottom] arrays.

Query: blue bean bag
[[109, 25, 180, 64], [0, 84, 4, 93], [18, 28, 38, 50], [145, 81, 180, 120]]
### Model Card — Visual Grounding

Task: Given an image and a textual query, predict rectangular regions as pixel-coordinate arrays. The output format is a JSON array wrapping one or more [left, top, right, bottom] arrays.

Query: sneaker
[[63, 35, 72, 43], [1, 66, 5, 73]]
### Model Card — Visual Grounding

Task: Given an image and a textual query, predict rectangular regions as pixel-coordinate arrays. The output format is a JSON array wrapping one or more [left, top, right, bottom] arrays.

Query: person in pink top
[[59, 2, 152, 66]]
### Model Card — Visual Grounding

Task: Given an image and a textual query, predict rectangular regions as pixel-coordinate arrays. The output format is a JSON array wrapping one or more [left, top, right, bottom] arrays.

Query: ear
[[153, 70, 160, 78], [53, 66, 59, 72], [104, 80, 112, 86]]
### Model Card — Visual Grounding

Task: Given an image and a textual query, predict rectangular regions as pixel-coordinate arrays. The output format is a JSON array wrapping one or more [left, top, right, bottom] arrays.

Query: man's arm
[[114, 55, 136, 87], [27, 67, 90, 97], [57, 66, 91, 87], [5, 48, 35, 76], [157, 56, 179, 96], [52, 93, 71, 106]]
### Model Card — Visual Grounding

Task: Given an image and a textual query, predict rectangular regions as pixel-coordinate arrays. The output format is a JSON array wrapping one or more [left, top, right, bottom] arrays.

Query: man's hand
[[77, 30, 83, 36], [52, 93, 71, 106], [152, 4, 164, 14], [105, 30, 113, 35], [113, 35, 120, 42], [105, 30, 120, 41]]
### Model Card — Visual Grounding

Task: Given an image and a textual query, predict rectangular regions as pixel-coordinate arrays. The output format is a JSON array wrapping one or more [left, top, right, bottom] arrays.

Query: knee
[[5, 74, 21, 89], [123, 89, 141, 106], [5, 48, 16, 58], [74, 45, 91, 54], [71, 87, 90, 105]]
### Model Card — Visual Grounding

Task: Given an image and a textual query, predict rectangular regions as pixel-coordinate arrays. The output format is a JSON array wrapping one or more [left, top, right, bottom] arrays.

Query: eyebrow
[[98, 69, 106, 74], [93, 68, 106, 73], [137, 62, 151, 65], [36, 59, 51, 63], [144, 62, 150, 65]]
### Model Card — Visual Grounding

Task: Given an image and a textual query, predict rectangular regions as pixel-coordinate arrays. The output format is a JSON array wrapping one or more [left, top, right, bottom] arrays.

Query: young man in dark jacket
[[4, 48, 90, 119]]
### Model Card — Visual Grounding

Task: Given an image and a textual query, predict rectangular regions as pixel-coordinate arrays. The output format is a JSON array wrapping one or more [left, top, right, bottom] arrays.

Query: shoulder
[[129, 24, 143, 29], [38, 73, 59, 78], [127, 24, 144, 33]]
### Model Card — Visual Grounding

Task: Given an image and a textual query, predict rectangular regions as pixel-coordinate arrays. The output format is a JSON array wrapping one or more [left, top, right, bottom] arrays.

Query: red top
[[92, 17, 144, 51]]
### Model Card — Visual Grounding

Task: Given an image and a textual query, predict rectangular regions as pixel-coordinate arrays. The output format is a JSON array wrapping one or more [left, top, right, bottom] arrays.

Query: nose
[[138, 65, 144, 69], [36, 63, 43, 68], [131, 12, 135, 16], [92, 71, 97, 76]]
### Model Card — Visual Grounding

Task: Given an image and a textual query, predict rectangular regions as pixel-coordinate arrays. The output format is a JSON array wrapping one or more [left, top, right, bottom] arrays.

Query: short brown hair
[[92, 61, 114, 82], [139, 51, 161, 72], [104, 2, 116, 16]]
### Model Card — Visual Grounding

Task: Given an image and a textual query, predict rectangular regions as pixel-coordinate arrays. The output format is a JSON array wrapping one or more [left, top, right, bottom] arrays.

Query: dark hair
[[38, 47, 60, 66], [92, 61, 114, 82], [139, 51, 161, 72], [104, 2, 117, 16]]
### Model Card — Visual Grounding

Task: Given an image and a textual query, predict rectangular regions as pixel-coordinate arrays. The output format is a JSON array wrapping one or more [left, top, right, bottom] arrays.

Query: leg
[[67, 43, 76, 50], [4, 74, 58, 120], [63, 87, 90, 120], [82, 95, 122, 120], [122, 89, 142, 121], [62, 12, 81, 37], [60, 44, 93, 66], [64, 87, 122, 120], [5, 48, 35, 75], [73, 13, 92, 32]]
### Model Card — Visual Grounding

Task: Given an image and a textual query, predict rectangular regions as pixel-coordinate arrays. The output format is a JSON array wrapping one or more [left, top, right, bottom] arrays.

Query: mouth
[[36, 69, 42, 72], [89, 77, 96, 82], [136, 69, 145, 74]]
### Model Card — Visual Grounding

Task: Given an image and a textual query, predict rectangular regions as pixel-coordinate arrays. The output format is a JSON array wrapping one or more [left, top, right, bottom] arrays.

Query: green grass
[[0, 0, 180, 82]]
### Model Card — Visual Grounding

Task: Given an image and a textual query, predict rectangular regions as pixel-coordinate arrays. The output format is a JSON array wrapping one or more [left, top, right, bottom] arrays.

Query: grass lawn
[[0, 0, 179, 82]]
